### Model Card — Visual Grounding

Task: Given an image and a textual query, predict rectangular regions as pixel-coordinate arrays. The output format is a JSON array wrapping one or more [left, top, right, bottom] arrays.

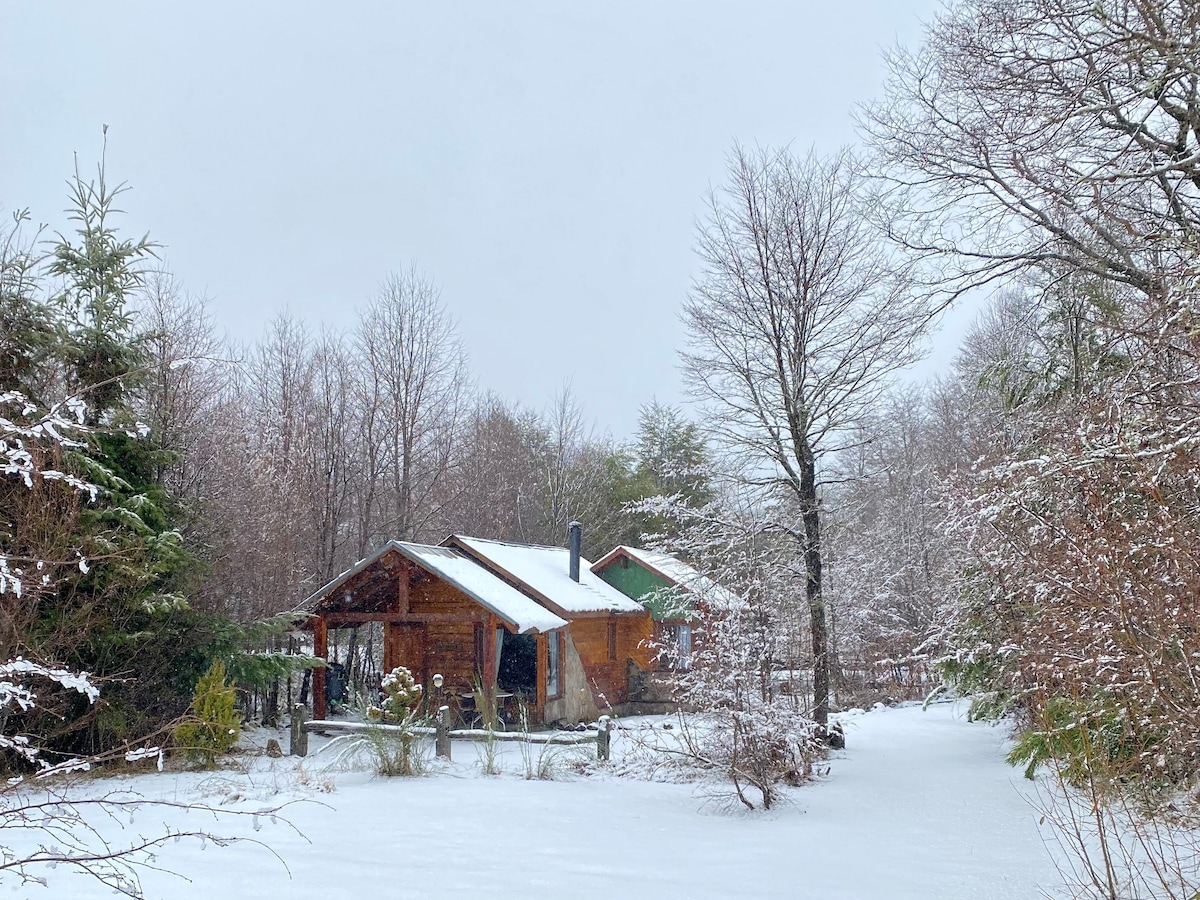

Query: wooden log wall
[[623, 613, 655, 670], [567, 613, 653, 706]]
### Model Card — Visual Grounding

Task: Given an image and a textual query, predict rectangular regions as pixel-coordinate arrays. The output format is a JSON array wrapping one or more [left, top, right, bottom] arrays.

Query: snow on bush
[[369, 665, 423, 722], [309, 666, 431, 777]]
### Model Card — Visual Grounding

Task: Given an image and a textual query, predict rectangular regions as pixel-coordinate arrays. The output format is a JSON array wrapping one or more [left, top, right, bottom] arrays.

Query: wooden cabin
[[442, 531, 655, 721], [298, 541, 567, 724], [591, 545, 744, 670], [299, 528, 662, 725]]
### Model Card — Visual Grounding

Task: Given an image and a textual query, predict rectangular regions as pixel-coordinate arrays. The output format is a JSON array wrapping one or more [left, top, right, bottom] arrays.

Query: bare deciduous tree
[[304, 330, 359, 582], [824, 386, 958, 702], [356, 269, 468, 545], [206, 314, 317, 620], [134, 272, 227, 507], [523, 384, 628, 556], [863, 0, 1200, 306], [682, 145, 928, 726], [441, 393, 541, 542]]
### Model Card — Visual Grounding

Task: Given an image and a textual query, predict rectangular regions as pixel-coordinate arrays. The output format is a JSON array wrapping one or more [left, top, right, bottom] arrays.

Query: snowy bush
[[316, 716, 431, 778], [361, 719, 429, 777], [669, 618, 824, 810], [368, 665, 423, 723], [313, 668, 431, 777], [945, 393, 1200, 794], [173, 660, 242, 766]]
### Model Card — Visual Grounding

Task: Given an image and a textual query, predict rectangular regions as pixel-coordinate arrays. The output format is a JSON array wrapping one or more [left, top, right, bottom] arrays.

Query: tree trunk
[[800, 455, 830, 728]]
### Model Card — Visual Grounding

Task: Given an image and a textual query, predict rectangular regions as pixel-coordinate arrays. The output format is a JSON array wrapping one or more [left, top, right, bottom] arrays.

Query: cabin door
[[385, 623, 428, 686]]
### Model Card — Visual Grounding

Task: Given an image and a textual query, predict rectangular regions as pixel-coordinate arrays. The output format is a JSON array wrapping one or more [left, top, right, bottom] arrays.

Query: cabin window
[[660, 622, 692, 669], [547, 631, 561, 698], [608, 621, 618, 661]]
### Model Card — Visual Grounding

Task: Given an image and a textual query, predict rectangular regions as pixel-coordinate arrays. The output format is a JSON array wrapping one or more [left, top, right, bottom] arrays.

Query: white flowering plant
[[369, 666, 423, 723]]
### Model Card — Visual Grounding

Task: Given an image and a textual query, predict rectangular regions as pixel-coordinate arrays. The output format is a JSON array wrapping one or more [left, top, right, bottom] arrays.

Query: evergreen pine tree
[[4, 148, 221, 755], [614, 401, 714, 547], [173, 660, 241, 766]]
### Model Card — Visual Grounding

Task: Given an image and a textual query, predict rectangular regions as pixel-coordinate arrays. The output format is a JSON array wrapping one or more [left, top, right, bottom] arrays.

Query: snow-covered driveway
[[807, 702, 1057, 898], [44, 703, 1061, 899]]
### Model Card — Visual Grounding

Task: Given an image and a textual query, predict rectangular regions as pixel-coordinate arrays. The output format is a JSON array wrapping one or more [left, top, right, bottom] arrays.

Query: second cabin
[[592, 544, 745, 670]]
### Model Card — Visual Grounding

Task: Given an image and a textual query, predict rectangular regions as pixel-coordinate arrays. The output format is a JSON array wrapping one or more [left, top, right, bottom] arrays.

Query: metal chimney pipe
[[568, 521, 582, 582]]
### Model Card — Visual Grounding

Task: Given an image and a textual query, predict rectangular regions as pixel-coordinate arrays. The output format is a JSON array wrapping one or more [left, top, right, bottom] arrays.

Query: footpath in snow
[[34, 702, 1062, 899]]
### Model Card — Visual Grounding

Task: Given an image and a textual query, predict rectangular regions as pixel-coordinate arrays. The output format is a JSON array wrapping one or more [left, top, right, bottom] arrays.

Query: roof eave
[[589, 545, 630, 574], [296, 540, 406, 613]]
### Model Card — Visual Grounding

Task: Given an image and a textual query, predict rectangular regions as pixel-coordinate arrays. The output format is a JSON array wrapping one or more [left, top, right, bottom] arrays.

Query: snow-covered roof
[[446, 535, 647, 616], [298, 541, 568, 634], [592, 545, 746, 612], [397, 543, 568, 634]]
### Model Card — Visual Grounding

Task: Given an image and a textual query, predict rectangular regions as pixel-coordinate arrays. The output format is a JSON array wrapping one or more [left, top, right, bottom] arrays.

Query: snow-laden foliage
[[1, 188, 277, 897], [0, 381, 290, 898], [369, 665, 423, 722], [0, 390, 102, 776], [0, 658, 98, 774], [0, 391, 95, 602], [950, 392, 1200, 788], [871, 0, 1200, 874], [865, 0, 1200, 307], [668, 624, 823, 810], [822, 388, 962, 704]]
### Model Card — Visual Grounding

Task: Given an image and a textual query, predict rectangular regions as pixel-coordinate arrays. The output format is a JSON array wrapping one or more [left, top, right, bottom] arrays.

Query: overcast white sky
[[2, 2, 955, 439]]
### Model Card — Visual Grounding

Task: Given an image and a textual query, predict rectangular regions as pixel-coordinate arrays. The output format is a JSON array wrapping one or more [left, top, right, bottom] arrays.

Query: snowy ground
[[11, 702, 1067, 899]]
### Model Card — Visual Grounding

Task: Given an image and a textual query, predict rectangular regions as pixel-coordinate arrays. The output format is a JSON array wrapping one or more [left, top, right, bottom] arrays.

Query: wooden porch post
[[396, 562, 410, 614], [483, 614, 497, 690], [536, 632, 548, 721], [313, 616, 328, 720]]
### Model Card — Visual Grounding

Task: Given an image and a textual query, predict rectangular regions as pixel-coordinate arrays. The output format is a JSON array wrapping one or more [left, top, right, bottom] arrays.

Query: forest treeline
[[134, 268, 713, 624]]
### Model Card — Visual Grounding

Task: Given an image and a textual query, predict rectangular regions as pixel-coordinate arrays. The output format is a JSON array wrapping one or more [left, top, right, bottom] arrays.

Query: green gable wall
[[596, 557, 685, 620]]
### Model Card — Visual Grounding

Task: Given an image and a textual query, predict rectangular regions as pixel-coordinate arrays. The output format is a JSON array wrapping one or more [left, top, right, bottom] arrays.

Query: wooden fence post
[[290, 703, 309, 757], [597, 715, 612, 761], [436, 705, 452, 760]]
